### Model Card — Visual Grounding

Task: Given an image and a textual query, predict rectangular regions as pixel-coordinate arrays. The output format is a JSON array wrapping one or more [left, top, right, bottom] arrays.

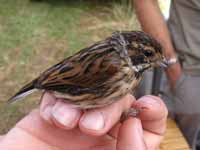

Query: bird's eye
[[144, 50, 154, 57]]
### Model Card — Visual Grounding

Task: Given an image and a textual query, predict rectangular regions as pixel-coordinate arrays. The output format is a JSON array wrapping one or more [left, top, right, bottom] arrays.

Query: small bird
[[8, 31, 169, 112]]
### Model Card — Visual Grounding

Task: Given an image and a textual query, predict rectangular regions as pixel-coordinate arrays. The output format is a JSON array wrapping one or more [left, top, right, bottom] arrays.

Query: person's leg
[[170, 73, 200, 149]]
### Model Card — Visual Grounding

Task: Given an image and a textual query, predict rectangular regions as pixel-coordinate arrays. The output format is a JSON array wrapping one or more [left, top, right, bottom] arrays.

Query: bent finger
[[40, 92, 82, 129], [79, 94, 135, 136], [40, 92, 57, 124], [133, 95, 168, 135]]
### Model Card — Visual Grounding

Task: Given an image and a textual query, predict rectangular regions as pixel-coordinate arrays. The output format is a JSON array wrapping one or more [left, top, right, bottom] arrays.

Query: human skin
[[0, 92, 167, 150], [133, 0, 182, 88]]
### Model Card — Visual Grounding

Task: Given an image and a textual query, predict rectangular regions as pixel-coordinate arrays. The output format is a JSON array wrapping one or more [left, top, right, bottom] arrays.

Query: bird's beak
[[156, 57, 178, 68]]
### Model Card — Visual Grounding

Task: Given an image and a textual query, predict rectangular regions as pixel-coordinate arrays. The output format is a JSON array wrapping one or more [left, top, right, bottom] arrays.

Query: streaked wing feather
[[36, 41, 123, 95]]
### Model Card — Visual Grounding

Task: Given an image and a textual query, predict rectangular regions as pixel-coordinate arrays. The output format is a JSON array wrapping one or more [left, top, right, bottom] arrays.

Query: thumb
[[117, 118, 147, 150]]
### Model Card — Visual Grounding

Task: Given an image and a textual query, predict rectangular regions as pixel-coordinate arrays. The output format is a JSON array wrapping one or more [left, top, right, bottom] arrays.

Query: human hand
[[0, 93, 168, 150]]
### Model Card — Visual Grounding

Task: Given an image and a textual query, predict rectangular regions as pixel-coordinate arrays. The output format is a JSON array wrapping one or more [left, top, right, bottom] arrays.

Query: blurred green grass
[[0, 0, 140, 133]]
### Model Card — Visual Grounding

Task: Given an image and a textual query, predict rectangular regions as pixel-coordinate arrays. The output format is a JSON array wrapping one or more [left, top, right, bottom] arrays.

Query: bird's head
[[117, 31, 168, 70]]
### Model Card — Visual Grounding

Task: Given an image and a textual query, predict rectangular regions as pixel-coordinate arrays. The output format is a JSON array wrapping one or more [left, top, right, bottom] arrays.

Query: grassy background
[[0, 0, 141, 133]]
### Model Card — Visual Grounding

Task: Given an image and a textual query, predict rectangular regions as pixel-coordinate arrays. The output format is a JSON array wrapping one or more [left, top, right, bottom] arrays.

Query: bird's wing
[[36, 41, 123, 96]]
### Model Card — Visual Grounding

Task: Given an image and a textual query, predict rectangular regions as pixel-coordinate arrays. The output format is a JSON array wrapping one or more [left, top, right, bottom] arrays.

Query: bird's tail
[[7, 80, 37, 104]]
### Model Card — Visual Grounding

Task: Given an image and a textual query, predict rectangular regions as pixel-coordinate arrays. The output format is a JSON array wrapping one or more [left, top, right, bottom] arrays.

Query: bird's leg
[[120, 108, 142, 122], [111, 32, 133, 68]]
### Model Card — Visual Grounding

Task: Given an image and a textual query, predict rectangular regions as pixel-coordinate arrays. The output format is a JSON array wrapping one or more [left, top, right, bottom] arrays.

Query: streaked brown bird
[[8, 31, 168, 113]]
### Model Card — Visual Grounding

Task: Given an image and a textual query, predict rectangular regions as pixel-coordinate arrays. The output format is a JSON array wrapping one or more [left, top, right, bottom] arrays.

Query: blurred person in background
[[134, 0, 200, 149]]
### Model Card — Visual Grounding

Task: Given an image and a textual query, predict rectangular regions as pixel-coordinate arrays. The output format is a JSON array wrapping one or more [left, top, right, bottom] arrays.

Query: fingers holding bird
[[79, 94, 134, 136], [40, 92, 135, 136], [40, 92, 82, 129], [40, 92, 168, 149]]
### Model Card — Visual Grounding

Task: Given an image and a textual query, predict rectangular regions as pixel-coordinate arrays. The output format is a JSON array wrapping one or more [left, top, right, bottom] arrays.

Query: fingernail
[[41, 105, 53, 122], [52, 101, 80, 127], [81, 111, 105, 130], [138, 96, 160, 107]]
